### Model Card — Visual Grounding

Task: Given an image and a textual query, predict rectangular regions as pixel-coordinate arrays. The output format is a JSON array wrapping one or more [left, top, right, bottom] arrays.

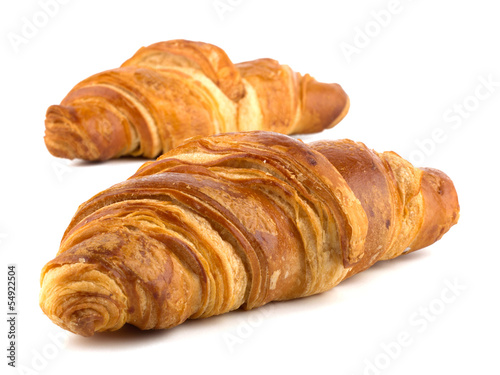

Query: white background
[[1, 1, 499, 374]]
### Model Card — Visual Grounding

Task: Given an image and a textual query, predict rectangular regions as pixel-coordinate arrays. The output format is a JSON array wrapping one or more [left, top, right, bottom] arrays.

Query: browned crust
[[122, 39, 246, 102], [44, 40, 350, 161], [407, 168, 460, 252], [40, 132, 458, 336]]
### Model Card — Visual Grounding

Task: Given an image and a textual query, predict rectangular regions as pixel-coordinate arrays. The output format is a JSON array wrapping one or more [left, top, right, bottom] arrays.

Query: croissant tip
[[406, 167, 460, 252], [68, 308, 103, 337], [329, 94, 350, 128], [44, 105, 85, 160], [44, 104, 106, 161], [298, 79, 350, 133]]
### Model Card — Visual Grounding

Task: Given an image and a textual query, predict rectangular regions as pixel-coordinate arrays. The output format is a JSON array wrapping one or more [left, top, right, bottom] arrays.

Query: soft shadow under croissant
[[39, 131, 459, 337]]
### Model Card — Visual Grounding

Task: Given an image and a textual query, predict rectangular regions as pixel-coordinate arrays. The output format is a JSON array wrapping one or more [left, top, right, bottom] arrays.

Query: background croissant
[[44, 40, 350, 161], [39, 131, 459, 337]]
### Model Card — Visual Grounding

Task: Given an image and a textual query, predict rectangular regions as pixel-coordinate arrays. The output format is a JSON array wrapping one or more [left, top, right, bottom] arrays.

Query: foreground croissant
[[44, 39, 349, 160], [40, 132, 459, 336]]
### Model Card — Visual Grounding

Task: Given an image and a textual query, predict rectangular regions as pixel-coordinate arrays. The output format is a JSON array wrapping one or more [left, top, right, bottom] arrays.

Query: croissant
[[44, 40, 350, 161], [39, 131, 459, 336]]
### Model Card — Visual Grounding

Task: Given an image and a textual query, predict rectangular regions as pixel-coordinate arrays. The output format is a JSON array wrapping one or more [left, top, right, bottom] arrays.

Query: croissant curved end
[[39, 265, 128, 337], [408, 167, 460, 252], [68, 308, 104, 337], [44, 105, 98, 160], [322, 83, 350, 128], [44, 103, 129, 161], [297, 77, 350, 133]]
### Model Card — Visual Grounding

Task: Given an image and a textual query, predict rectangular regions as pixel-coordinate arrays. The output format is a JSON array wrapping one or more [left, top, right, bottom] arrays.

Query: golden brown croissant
[[44, 40, 350, 161], [39, 131, 459, 337]]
